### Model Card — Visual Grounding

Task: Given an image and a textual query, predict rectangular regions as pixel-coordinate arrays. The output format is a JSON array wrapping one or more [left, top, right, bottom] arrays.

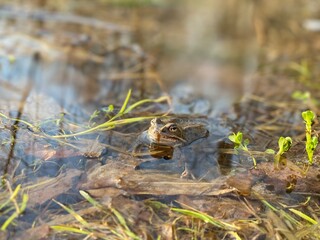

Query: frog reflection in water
[[133, 118, 209, 178]]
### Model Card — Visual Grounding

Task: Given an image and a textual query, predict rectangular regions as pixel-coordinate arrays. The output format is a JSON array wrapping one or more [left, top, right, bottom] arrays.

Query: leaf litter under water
[[2, 85, 320, 240], [1, 10, 320, 239]]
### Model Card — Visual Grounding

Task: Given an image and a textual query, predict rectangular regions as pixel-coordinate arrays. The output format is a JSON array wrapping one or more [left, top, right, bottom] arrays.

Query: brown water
[[1, 1, 320, 239]]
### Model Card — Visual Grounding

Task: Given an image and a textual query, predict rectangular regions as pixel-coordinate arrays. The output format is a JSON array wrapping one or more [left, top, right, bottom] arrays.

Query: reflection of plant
[[274, 136, 292, 169], [228, 131, 257, 168], [302, 110, 318, 165]]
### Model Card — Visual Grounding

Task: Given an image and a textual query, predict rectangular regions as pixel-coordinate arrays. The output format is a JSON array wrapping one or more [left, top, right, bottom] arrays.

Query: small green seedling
[[228, 131, 257, 168], [228, 132, 248, 151], [302, 110, 318, 165], [274, 136, 292, 169]]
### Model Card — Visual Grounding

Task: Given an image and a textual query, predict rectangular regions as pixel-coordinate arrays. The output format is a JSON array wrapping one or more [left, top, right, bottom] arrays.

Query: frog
[[132, 117, 209, 178]]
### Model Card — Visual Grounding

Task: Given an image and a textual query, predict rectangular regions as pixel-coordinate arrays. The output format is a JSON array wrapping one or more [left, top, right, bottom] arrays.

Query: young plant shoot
[[302, 110, 318, 165], [228, 131, 257, 168], [274, 136, 292, 169]]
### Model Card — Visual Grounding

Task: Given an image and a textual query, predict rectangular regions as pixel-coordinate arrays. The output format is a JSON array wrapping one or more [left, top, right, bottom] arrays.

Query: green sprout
[[274, 136, 292, 169], [228, 131, 257, 168], [302, 110, 318, 165]]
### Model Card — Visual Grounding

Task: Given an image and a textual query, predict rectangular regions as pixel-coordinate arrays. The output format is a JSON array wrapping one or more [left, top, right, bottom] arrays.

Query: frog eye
[[168, 124, 178, 132]]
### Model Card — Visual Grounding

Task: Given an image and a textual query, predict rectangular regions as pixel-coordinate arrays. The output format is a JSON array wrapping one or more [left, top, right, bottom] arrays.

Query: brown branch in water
[[3, 83, 32, 178]]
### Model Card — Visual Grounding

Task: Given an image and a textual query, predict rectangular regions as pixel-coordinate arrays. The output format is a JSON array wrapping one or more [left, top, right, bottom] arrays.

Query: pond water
[[0, 1, 320, 239]]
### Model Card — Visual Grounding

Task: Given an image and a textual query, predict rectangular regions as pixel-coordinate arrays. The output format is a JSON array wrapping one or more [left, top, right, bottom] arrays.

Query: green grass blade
[[171, 208, 239, 231], [51, 116, 156, 138], [289, 208, 318, 225], [1, 211, 18, 230], [259, 194, 301, 226], [260, 199, 278, 212], [119, 89, 132, 114], [110, 207, 140, 240], [49, 91, 168, 139], [110, 207, 128, 229], [279, 209, 301, 226], [124, 95, 169, 114], [53, 199, 88, 225], [0, 184, 21, 210], [1, 188, 29, 231], [79, 190, 101, 208], [51, 225, 91, 235], [10, 184, 21, 200], [18, 193, 28, 214]]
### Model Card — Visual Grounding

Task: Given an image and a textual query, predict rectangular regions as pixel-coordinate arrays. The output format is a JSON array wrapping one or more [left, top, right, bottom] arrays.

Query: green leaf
[[235, 132, 243, 143], [302, 110, 315, 124], [265, 149, 275, 154], [228, 132, 243, 145], [306, 137, 318, 152], [228, 133, 236, 143], [228, 133, 237, 143], [282, 137, 292, 152], [311, 136, 318, 148]]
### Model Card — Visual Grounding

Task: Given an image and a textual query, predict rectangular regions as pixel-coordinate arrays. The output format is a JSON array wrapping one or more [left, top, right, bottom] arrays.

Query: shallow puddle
[[0, 1, 320, 239]]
